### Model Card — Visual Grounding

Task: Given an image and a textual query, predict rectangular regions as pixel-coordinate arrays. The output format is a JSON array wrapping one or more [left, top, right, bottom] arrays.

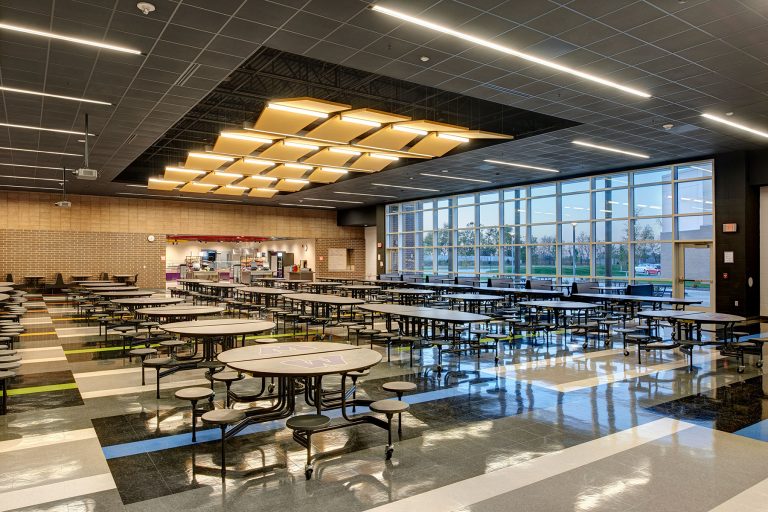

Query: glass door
[[676, 242, 713, 309]]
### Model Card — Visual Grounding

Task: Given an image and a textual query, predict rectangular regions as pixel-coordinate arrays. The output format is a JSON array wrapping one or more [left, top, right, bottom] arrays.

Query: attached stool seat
[[211, 371, 244, 407], [369, 399, 409, 459], [286, 414, 331, 479], [382, 381, 416, 433], [174, 386, 214, 441], [142, 357, 174, 398], [202, 409, 246, 476], [345, 369, 370, 411]]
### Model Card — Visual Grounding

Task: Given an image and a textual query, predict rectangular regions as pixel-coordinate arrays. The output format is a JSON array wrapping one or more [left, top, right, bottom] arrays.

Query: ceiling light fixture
[[278, 203, 335, 209], [370, 5, 651, 98], [125, 184, 147, 188], [420, 173, 490, 183], [285, 179, 309, 184], [148, 178, 184, 185], [0, 184, 62, 191], [392, 125, 428, 135], [340, 116, 381, 128], [284, 141, 320, 150], [0, 86, 112, 105], [438, 133, 469, 143], [701, 113, 768, 139], [0, 22, 142, 54], [285, 163, 313, 170], [243, 158, 275, 166], [256, 187, 277, 192], [305, 198, 364, 204], [165, 166, 205, 175], [246, 175, 277, 182], [220, 132, 273, 144], [267, 103, 328, 118], [0, 146, 82, 156], [223, 185, 248, 190], [372, 183, 438, 192], [571, 140, 650, 159], [188, 152, 234, 161], [328, 148, 362, 155], [334, 191, 398, 198], [212, 171, 243, 178], [0, 174, 63, 182], [483, 159, 559, 173], [371, 153, 399, 160], [0, 162, 63, 170], [320, 167, 348, 174], [0, 122, 94, 136]]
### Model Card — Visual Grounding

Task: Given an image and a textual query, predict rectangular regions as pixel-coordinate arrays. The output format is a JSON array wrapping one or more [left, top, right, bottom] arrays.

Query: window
[[633, 184, 672, 216], [676, 180, 712, 214]]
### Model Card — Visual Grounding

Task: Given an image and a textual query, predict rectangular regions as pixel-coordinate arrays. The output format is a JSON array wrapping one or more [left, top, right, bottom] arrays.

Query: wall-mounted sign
[[722, 223, 738, 233], [724, 251, 734, 263]]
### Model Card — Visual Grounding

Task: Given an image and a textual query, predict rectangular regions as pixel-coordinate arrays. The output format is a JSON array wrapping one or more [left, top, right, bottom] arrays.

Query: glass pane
[[677, 180, 712, 214], [401, 248, 415, 270], [420, 211, 434, 231], [435, 229, 452, 247], [458, 194, 475, 205], [530, 224, 557, 243], [457, 247, 475, 274], [677, 215, 713, 240], [531, 183, 556, 196], [437, 209, 452, 229], [423, 231, 435, 246], [562, 193, 590, 221], [479, 203, 500, 226], [502, 246, 526, 274], [633, 183, 672, 216], [677, 162, 712, 180], [479, 191, 499, 203], [437, 199, 450, 208], [386, 204, 399, 214], [423, 248, 434, 272], [419, 200, 434, 210], [479, 228, 499, 245], [530, 246, 556, 275], [386, 215, 399, 233], [594, 189, 629, 218], [437, 247, 453, 272], [562, 178, 590, 193], [594, 244, 629, 278], [595, 220, 629, 242], [531, 196, 557, 223], [561, 222, 590, 243], [593, 173, 629, 189], [387, 234, 399, 247], [503, 201, 527, 224], [502, 226, 527, 244], [633, 242, 673, 281], [504, 188, 527, 200], [632, 217, 673, 241], [457, 229, 475, 245], [457, 206, 475, 228], [479, 247, 499, 274], [634, 167, 672, 185], [560, 244, 590, 277], [387, 249, 398, 271], [683, 245, 711, 307], [401, 232, 416, 247]]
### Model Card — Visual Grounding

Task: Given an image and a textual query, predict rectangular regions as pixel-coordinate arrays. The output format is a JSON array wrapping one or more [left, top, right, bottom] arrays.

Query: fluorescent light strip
[[188, 152, 234, 161], [256, 187, 277, 192], [420, 173, 490, 183], [212, 171, 243, 178], [243, 158, 276, 166], [0, 146, 81, 156], [0, 22, 142, 54], [571, 140, 649, 159], [0, 122, 93, 136], [149, 178, 184, 185], [371, 5, 651, 98], [438, 133, 469, 143], [285, 163, 313, 170], [0, 174, 62, 182], [267, 103, 328, 118], [0, 184, 62, 191], [220, 132, 273, 144], [125, 184, 147, 188], [223, 185, 248, 190], [304, 198, 363, 204], [372, 183, 438, 192], [165, 166, 205, 176], [285, 179, 309, 184], [246, 175, 277, 182], [392, 125, 428, 135], [278, 203, 335, 209], [319, 167, 348, 174], [0, 85, 111, 105], [371, 153, 399, 160], [334, 191, 398, 198], [328, 148, 361, 156], [701, 113, 768, 139], [483, 159, 559, 173], [0, 162, 62, 170], [340, 116, 381, 127], [284, 141, 320, 150]]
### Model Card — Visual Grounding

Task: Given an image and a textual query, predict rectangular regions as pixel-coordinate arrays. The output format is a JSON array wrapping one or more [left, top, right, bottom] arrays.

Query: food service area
[[3, 1, 768, 511]]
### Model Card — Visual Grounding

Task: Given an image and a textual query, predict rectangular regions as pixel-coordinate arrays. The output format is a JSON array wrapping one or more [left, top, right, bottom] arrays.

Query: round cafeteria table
[[518, 300, 599, 330], [442, 293, 504, 313], [409, 283, 471, 291], [339, 285, 381, 299], [161, 318, 275, 361], [237, 286, 294, 307], [0, 287, 13, 293], [110, 297, 184, 310], [80, 282, 128, 288], [93, 290, 155, 298], [134, 305, 224, 321], [0, 282, 16, 287], [386, 288, 434, 305], [280, 280, 312, 291], [196, 282, 244, 298], [85, 286, 138, 292], [0, 294, 9, 303], [591, 285, 626, 294], [304, 282, 342, 293], [284, 293, 364, 322]]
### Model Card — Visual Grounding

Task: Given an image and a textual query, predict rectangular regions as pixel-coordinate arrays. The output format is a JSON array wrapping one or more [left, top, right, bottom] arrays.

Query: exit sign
[[722, 223, 737, 233]]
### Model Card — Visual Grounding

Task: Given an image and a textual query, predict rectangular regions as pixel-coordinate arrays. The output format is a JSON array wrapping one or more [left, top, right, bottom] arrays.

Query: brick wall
[[0, 192, 364, 288], [315, 238, 366, 280]]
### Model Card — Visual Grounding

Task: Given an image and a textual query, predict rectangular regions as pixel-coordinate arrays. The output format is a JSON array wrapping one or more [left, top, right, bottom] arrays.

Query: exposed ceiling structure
[[1, 0, 768, 209]]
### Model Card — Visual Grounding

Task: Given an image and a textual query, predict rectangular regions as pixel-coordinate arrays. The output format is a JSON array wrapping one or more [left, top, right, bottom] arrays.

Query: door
[[676, 242, 713, 309]]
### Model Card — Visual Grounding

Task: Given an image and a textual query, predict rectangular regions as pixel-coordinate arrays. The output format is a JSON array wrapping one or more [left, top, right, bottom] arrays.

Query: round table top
[[359, 303, 491, 323], [339, 285, 381, 291], [238, 286, 295, 295], [0, 282, 15, 287], [510, 288, 563, 295], [637, 310, 698, 319], [443, 293, 505, 301], [518, 300, 599, 310], [86, 286, 139, 292], [135, 305, 224, 318], [471, 286, 516, 293], [93, 290, 156, 297], [681, 312, 746, 323], [74, 280, 113, 285], [411, 283, 471, 289], [306, 282, 342, 287], [591, 286, 626, 291], [196, 282, 245, 288], [220, 342, 381, 377], [0, 294, 9, 302], [177, 279, 210, 283], [572, 293, 702, 305], [110, 297, 184, 306], [279, 279, 312, 285], [387, 288, 434, 295], [285, 293, 364, 306], [161, 318, 275, 337], [80, 282, 128, 288], [0, 287, 13, 293], [255, 277, 285, 282]]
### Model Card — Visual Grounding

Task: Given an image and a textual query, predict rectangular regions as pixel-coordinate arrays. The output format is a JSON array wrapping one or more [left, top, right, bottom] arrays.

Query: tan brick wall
[[0, 192, 364, 288], [315, 238, 366, 280]]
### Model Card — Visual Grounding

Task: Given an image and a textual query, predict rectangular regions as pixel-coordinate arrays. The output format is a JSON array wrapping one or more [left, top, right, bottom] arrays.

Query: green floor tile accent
[[7, 382, 79, 396]]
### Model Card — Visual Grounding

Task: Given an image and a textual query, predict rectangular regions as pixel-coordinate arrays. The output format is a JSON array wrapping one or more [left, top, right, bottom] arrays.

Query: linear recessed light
[[372, 183, 438, 192], [328, 148, 362, 156], [246, 175, 277, 182], [212, 171, 243, 178], [220, 132, 273, 144], [0, 86, 112, 105], [223, 185, 248, 190], [149, 178, 184, 185], [483, 159, 559, 173], [0, 162, 62, 170], [285, 179, 309, 184], [243, 158, 276, 167], [340, 116, 381, 128], [571, 140, 649, 159], [0, 22, 142, 54], [0, 122, 94, 136], [371, 5, 651, 98], [256, 187, 277, 192], [125, 184, 147, 188], [319, 167, 348, 174], [305, 198, 364, 204], [420, 173, 490, 183], [267, 103, 328, 118], [0, 184, 62, 191], [188, 152, 234, 161], [0, 146, 81, 156], [392, 125, 428, 136], [0, 174, 63, 182], [334, 191, 398, 198], [438, 133, 469, 143], [165, 166, 205, 175], [370, 153, 399, 160], [285, 163, 313, 170], [278, 203, 335, 209], [284, 141, 320, 150], [701, 113, 768, 139]]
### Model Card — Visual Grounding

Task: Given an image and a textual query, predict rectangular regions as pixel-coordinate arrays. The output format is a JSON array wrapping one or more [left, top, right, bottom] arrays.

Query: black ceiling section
[[116, 46, 578, 184]]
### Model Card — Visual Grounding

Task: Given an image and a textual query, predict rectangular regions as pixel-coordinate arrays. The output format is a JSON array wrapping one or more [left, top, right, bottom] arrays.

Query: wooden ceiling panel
[[248, 188, 278, 198], [253, 97, 350, 134], [349, 154, 395, 172], [148, 179, 182, 191], [180, 182, 217, 193], [213, 130, 279, 155], [184, 153, 234, 171], [394, 120, 466, 132], [199, 172, 241, 186], [213, 186, 248, 196], [356, 126, 418, 151], [226, 158, 276, 175], [308, 168, 347, 184], [303, 147, 357, 166], [274, 179, 308, 192], [239, 175, 278, 188], [409, 133, 462, 157], [265, 164, 312, 179], [259, 141, 316, 161], [164, 168, 205, 181]]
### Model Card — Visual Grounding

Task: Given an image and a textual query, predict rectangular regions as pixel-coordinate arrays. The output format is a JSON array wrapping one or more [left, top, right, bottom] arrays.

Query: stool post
[[220, 424, 227, 477]]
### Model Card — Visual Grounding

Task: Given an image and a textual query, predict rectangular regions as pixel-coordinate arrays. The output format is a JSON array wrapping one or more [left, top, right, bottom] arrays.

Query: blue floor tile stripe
[[734, 419, 768, 442]]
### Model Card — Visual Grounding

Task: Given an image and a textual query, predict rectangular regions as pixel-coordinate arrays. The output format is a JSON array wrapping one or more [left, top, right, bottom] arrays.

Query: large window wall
[[385, 160, 713, 285]]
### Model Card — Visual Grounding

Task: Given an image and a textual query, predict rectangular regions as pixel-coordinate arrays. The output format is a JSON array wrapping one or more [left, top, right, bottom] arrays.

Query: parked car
[[635, 264, 661, 275]]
